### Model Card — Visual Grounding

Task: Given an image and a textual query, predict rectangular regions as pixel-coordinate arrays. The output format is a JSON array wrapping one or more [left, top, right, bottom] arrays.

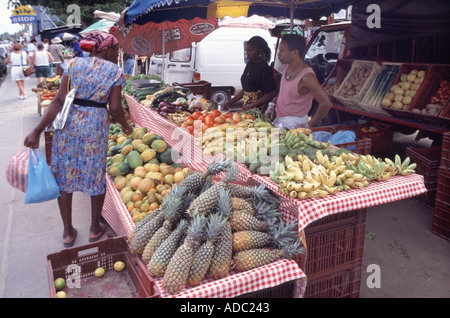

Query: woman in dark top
[[221, 36, 277, 112]]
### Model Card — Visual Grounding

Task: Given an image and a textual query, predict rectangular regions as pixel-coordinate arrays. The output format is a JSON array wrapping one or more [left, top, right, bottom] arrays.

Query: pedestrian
[[267, 34, 332, 129], [23, 31, 133, 248], [27, 39, 37, 60], [31, 42, 54, 82], [221, 36, 277, 112], [43, 38, 50, 51], [71, 37, 84, 57], [123, 53, 135, 75], [4, 43, 31, 99], [49, 37, 65, 76]]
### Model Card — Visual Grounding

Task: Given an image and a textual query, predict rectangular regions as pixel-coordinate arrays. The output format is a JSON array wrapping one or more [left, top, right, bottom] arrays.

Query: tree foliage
[[7, 0, 132, 27]]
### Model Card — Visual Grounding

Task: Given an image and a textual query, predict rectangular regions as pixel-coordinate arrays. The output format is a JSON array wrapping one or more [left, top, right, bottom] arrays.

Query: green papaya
[[110, 144, 123, 156], [108, 162, 130, 177], [127, 150, 143, 169]]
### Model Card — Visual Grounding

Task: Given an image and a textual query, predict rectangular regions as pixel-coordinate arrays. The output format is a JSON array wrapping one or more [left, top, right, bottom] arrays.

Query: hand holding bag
[[45, 60, 76, 132], [24, 148, 60, 204], [21, 52, 32, 76]]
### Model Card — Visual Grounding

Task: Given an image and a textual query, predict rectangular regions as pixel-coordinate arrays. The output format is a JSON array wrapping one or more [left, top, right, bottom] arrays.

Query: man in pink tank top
[[268, 34, 332, 129]]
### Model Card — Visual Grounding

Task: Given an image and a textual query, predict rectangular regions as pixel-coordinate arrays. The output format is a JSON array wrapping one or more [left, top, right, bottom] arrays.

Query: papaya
[[116, 136, 127, 145], [141, 132, 157, 145], [121, 144, 133, 156], [137, 143, 149, 153], [110, 144, 123, 156], [132, 139, 143, 150], [151, 139, 167, 153], [141, 148, 157, 163], [108, 162, 130, 177], [134, 129, 147, 140], [158, 148, 174, 164], [111, 153, 125, 164], [148, 158, 159, 165], [127, 150, 143, 169]]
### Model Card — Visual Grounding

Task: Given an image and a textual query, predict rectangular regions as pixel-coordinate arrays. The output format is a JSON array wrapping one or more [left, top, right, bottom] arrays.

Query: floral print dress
[[51, 57, 126, 196]]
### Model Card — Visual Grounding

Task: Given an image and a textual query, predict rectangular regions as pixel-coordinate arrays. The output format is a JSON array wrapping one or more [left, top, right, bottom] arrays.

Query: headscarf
[[80, 31, 118, 55]]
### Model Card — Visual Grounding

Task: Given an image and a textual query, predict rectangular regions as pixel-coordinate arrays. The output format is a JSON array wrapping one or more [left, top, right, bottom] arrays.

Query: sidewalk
[[0, 68, 448, 298]]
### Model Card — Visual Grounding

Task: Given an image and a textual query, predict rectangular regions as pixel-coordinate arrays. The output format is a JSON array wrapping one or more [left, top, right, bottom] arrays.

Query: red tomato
[[184, 117, 194, 126], [246, 114, 254, 120], [191, 111, 203, 120], [240, 113, 248, 120], [205, 115, 216, 126], [214, 116, 226, 124], [225, 118, 234, 124], [232, 112, 241, 122], [197, 115, 205, 122], [187, 125, 195, 135], [213, 122, 222, 127], [211, 109, 222, 117]]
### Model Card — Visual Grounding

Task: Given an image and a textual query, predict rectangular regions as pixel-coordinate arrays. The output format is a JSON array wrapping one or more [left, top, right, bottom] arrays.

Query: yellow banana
[[353, 173, 365, 182], [297, 191, 309, 200], [316, 189, 329, 198], [328, 170, 337, 187], [302, 158, 311, 172], [316, 150, 324, 165], [307, 190, 321, 198], [323, 155, 331, 169], [322, 184, 339, 194]]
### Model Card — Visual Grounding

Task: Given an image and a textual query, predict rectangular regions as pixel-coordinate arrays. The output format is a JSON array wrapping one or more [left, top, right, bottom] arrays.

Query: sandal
[[63, 229, 78, 248], [89, 223, 107, 243]]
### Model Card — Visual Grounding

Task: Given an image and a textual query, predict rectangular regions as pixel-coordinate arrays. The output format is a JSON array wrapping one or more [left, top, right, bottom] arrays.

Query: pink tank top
[[276, 66, 316, 117]]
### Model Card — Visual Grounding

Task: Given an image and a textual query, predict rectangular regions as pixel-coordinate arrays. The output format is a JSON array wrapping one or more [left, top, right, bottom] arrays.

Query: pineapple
[[127, 208, 162, 242], [177, 159, 230, 195], [230, 210, 270, 232], [228, 183, 279, 206], [147, 219, 188, 277], [231, 197, 255, 214], [162, 212, 206, 294], [187, 213, 228, 287], [141, 197, 182, 263], [232, 230, 272, 251], [233, 239, 305, 272], [208, 188, 234, 279], [186, 165, 238, 217]]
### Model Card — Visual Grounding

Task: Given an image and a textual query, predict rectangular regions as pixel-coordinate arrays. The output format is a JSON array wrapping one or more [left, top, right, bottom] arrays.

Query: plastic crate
[[405, 64, 450, 126], [337, 120, 393, 153], [47, 236, 159, 298], [172, 80, 212, 100], [304, 266, 362, 298], [441, 132, 450, 169], [436, 167, 450, 205], [334, 60, 381, 110], [311, 126, 372, 155], [432, 198, 450, 240], [304, 209, 366, 278], [405, 146, 441, 189], [44, 131, 53, 165], [236, 280, 295, 298], [380, 63, 430, 119]]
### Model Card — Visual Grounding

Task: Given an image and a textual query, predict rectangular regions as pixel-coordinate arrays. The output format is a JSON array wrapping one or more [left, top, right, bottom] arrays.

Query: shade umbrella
[[80, 19, 116, 36], [56, 32, 79, 41], [123, 0, 354, 31], [110, 13, 219, 56], [93, 10, 121, 22]]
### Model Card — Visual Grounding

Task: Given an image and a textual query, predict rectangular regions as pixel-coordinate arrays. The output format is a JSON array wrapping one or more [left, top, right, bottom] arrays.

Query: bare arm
[[241, 89, 277, 111], [301, 73, 332, 127], [108, 85, 133, 135], [221, 89, 244, 110], [48, 52, 54, 63]]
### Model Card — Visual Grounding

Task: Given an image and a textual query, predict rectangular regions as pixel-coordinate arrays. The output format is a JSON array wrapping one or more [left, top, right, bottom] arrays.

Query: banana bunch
[[288, 127, 312, 136], [355, 154, 417, 181], [390, 154, 417, 176]]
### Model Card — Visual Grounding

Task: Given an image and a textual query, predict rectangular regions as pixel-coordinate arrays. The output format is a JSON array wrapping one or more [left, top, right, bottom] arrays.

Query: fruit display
[[429, 80, 450, 107], [127, 160, 304, 294], [31, 75, 60, 93], [381, 68, 426, 110], [335, 63, 373, 100], [270, 136, 417, 200], [324, 81, 341, 95], [107, 123, 191, 224], [121, 74, 165, 109], [361, 63, 400, 108]]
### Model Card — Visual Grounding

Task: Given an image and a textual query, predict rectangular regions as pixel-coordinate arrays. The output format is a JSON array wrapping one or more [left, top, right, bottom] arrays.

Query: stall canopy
[[124, 0, 355, 25], [348, 0, 450, 49], [80, 19, 116, 36]]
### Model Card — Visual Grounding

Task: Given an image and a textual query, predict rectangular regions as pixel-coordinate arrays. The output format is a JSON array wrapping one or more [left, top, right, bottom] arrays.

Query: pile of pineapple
[[127, 160, 304, 295]]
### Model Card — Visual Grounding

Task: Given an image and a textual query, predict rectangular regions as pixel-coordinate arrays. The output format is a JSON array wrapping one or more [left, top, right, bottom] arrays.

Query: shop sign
[[10, 5, 37, 24]]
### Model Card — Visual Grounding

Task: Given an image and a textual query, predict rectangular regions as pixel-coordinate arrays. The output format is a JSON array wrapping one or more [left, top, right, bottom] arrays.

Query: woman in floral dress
[[24, 32, 133, 247]]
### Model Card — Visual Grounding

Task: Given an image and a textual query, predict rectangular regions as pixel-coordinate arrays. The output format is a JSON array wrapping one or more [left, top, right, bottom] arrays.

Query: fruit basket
[[333, 60, 381, 110], [322, 59, 354, 105], [404, 64, 450, 127], [380, 63, 430, 119], [46, 236, 159, 298]]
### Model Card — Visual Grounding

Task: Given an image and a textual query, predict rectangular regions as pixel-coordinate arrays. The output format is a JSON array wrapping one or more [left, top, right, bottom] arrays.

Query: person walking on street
[[27, 39, 37, 60], [267, 34, 332, 129], [49, 37, 65, 75], [31, 43, 54, 82], [24, 31, 133, 248], [4, 43, 31, 99], [123, 53, 135, 75]]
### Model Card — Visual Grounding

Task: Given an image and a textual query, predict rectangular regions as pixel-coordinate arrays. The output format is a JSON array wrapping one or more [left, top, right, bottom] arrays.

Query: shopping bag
[[23, 66, 32, 76], [6, 147, 29, 192], [24, 148, 60, 204], [45, 88, 75, 131]]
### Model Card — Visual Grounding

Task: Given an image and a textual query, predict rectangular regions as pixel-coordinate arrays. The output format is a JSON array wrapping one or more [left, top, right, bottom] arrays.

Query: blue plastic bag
[[312, 131, 332, 143], [24, 148, 60, 204], [329, 130, 357, 150]]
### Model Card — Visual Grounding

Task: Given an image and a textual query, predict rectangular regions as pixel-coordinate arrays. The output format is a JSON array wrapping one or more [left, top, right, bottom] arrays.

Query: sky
[[0, 0, 26, 34]]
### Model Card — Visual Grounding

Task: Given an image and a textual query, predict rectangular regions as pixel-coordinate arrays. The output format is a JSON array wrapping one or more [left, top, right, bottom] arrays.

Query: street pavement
[[0, 66, 448, 298]]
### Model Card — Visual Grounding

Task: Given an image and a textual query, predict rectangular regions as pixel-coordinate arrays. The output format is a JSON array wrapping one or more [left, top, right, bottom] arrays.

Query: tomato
[[225, 118, 234, 124], [184, 117, 194, 126], [187, 125, 195, 135], [211, 109, 222, 117], [246, 114, 254, 120], [232, 120, 240, 125], [232, 112, 241, 122], [191, 111, 203, 120], [214, 116, 226, 124], [213, 122, 222, 127], [205, 115, 216, 126], [197, 115, 205, 122]]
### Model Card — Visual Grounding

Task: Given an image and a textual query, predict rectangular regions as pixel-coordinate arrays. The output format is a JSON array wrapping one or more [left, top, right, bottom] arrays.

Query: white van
[[148, 27, 277, 104]]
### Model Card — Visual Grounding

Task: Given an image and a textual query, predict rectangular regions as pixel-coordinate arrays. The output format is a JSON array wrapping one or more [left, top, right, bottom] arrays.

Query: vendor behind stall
[[221, 36, 277, 112], [268, 34, 332, 129]]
